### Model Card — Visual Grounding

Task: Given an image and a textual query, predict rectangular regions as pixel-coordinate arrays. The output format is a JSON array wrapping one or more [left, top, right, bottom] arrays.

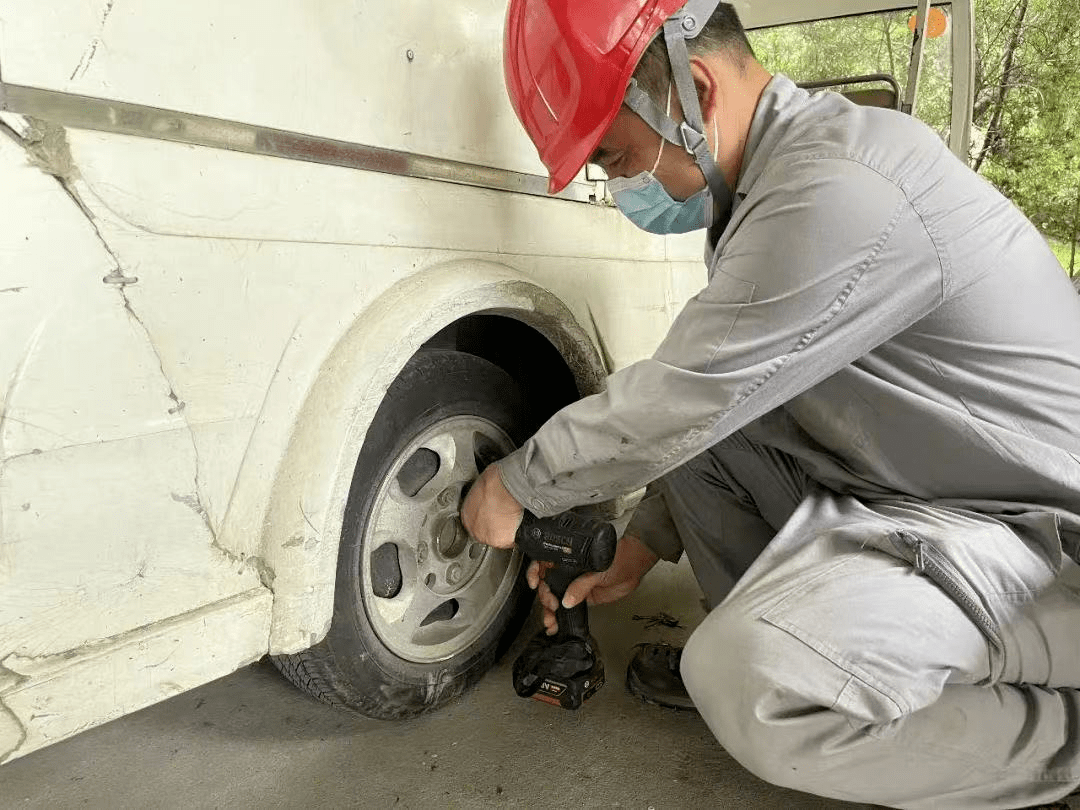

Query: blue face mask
[[607, 84, 720, 235], [608, 172, 711, 234]]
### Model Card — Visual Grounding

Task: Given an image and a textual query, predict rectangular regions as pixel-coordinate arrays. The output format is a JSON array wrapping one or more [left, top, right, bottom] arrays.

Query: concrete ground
[[1, 560, 1073, 810]]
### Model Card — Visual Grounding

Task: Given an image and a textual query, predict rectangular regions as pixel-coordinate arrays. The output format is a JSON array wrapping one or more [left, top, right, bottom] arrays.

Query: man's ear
[[689, 56, 720, 125]]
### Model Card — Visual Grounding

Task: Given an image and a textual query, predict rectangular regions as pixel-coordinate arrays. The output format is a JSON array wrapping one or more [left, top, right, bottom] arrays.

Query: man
[[462, 1, 1080, 807]]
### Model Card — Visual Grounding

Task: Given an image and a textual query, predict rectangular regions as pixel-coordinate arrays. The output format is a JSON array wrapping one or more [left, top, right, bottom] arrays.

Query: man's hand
[[530, 534, 659, 635], [460, 464, 523, 549]]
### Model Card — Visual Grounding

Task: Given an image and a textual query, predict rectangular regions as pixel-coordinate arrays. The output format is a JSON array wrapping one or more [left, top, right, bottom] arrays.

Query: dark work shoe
[[626, 643, 697, 711]]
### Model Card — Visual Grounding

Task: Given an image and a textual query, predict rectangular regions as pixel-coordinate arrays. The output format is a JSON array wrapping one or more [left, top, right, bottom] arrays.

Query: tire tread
[[269, 350, 535, 720]]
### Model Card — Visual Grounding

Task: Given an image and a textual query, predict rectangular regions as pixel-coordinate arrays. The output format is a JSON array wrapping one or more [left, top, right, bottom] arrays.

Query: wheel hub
[[359, 415, 522, 664], [434, 514, 470, 559]]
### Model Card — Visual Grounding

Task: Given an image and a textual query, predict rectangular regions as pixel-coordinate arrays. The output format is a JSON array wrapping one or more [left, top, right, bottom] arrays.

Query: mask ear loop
[[649, 83, 674, 176], [703, 116, 719, 228], [661, 13, 732, 222]]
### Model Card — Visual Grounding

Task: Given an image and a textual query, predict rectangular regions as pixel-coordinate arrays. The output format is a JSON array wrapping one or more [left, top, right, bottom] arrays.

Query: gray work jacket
[[497, 75, 1080, 566]]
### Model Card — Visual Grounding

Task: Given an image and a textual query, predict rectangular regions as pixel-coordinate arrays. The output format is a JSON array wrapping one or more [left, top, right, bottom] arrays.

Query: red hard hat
[[504, 0, 687, 194]]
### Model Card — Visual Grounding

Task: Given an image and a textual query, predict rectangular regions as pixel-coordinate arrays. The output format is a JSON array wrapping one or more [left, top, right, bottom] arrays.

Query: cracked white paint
[[0, 698, 26, 765], [1, 437, 263, 659], [0, 133, 184, 455], [68, 0, 116, 81], [0, 590, 270, 764], [0, 113, 31, 140], [0, 126, 269, 762]]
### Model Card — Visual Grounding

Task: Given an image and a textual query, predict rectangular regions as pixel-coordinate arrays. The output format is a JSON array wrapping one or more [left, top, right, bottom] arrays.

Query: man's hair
[[632, 3, 756, 102]]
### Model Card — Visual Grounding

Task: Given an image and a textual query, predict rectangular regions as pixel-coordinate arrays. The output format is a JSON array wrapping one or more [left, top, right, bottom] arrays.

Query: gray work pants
[[630, 431, 1080, 809]]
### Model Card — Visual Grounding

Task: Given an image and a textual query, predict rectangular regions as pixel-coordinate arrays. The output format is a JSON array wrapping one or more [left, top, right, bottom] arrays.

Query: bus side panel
[[1, 589, 270, 764], [0, 129, 270, 764]]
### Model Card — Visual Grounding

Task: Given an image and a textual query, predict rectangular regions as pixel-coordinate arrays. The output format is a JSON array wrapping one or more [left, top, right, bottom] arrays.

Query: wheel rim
[[360, 414, 523, 664]]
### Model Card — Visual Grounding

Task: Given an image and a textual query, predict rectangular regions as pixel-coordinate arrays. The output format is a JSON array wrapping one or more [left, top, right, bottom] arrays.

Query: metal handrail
[[797, 73, 904, 111]]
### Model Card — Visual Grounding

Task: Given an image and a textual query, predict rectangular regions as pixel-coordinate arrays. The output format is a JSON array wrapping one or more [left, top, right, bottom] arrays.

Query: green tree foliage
[[973, 0, 1080, 273], [748, 9, 955, 138]]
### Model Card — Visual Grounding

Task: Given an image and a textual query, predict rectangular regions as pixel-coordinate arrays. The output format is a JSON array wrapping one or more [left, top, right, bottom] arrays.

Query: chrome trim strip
[[0, 83, 597, 204]]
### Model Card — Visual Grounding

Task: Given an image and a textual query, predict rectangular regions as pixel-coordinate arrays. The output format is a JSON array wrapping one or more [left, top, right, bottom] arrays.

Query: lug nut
[[435, 516, 469, 558], [447, 563, 462, 585]]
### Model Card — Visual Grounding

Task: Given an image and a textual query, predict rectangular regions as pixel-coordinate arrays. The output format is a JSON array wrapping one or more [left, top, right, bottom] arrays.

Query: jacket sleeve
[[497, 157, 946, 517]]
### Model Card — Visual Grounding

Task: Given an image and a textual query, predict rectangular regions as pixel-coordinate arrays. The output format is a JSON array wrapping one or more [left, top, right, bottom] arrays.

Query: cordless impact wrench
[[511, 510, 618, 709]]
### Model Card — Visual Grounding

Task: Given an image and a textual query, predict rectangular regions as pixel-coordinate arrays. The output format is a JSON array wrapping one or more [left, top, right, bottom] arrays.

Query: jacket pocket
[[759, 557, 911, 724]]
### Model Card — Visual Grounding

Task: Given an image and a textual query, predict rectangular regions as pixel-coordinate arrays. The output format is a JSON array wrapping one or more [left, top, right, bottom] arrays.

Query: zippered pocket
[[889, 529, 1005, 657]]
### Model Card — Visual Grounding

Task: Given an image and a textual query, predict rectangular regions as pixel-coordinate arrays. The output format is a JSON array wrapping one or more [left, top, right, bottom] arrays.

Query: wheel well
[[421, 313, 583, 433]]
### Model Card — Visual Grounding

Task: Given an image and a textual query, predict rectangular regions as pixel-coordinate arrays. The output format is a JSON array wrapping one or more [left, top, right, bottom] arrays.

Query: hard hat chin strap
[[623, 0, 731, 226]]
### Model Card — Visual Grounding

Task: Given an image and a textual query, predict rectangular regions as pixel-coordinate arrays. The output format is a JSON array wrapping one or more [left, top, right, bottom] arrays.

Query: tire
[[273, 350, 536, 719]]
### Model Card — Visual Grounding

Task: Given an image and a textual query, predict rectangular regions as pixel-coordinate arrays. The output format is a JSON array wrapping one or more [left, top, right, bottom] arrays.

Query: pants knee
[[681, 607, 831, 790]]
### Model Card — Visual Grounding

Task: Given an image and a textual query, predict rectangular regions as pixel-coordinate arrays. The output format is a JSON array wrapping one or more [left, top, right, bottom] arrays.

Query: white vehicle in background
[[0, 0, 973, 763]]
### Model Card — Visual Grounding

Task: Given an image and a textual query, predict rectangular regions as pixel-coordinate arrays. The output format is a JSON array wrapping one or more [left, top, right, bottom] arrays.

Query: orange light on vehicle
[[908, 7, 950, 39]]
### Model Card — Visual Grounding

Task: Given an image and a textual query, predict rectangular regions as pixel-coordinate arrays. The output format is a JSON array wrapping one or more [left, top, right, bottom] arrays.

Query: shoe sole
[[625, 667, 698, 712]]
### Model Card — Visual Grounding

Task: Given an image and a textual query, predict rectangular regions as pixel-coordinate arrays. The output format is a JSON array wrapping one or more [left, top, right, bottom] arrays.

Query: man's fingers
[[526, 560, 553, 590], [543, 611, 558, 635], [539, 580, 561, 634], [537, 581, 559, 613], [561, 571, 603, 609], [459, 465, 523, 549]]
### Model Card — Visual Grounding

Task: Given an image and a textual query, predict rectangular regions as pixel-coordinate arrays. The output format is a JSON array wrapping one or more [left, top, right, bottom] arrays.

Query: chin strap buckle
[[678, 121, 707, 157]]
